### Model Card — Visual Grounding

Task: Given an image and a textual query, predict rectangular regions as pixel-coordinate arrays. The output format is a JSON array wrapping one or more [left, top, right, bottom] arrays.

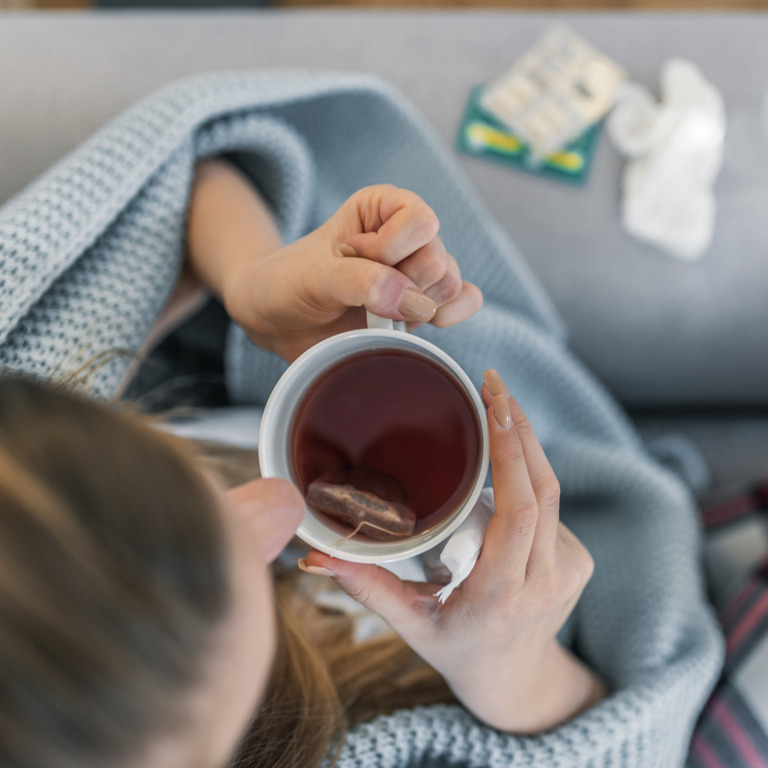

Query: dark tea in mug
[[291, 348, 483, 538]]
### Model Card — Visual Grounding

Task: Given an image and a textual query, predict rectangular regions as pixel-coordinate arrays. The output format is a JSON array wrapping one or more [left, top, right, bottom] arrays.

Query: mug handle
[[366, 311, 407, 332]]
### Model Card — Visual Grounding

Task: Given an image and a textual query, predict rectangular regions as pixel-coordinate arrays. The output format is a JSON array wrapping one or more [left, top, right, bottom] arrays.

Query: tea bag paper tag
[[434, 488, 495, 604]]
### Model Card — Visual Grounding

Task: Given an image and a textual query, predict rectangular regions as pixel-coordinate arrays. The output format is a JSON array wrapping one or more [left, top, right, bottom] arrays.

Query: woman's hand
[[305, 369, 607, 734], [186, 160, 482, 362]]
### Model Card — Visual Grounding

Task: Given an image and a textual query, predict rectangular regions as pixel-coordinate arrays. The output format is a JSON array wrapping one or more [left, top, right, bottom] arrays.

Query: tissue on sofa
[[608, 58, 726, 261]]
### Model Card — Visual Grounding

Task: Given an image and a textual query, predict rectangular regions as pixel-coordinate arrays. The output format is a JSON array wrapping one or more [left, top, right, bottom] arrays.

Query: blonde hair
[[201, 448, 456, 768], [230, 569, 456, 768], [0, 375, 230, 768], [0, 375, 454, 768]]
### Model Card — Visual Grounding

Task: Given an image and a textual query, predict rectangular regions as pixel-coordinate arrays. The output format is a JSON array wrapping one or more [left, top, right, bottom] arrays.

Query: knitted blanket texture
[[0, 71, 723, 767]]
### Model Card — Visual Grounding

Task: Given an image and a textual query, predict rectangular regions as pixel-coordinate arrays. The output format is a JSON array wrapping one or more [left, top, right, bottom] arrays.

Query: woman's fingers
[[482, 370, 561, 567], [395, 241, 482, 327], [472, 396, 540, 592], [505, 397, 561, 568], [396, 239, 463, 307], [227, 479, 304, 564], [394, 236, 452, 293], [317, 255, 437, 323], [304, 551, 437, 637], [331, 185, 483, 327], [344, 186, 440, 267], [482, 369, 509, 402], [432, 282, 484, 328]]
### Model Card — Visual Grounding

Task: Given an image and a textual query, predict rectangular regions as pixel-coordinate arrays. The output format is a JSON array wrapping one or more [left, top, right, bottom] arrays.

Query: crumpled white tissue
[[607, 58, 726, 261], [433, 488, 495, 603]]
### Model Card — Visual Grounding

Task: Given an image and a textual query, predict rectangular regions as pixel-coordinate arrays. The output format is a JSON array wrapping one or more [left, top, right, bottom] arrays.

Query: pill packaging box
[[480, 27, 627, 161], [457, 86, 602, 185]]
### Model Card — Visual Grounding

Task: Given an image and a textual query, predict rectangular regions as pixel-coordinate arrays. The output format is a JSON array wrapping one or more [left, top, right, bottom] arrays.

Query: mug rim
[[258, 328, 490, 563]]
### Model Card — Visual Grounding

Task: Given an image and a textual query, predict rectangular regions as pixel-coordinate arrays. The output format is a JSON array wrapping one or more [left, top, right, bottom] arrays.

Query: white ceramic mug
[[258, 312, 489, 563]]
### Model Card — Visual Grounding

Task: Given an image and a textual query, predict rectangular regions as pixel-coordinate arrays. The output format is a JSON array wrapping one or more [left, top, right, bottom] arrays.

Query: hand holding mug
[[222, 182, 483, 362], [306, 370, 605, 734]]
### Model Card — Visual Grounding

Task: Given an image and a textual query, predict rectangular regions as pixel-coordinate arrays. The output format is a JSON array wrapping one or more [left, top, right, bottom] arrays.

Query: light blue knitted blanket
[[0, 71, 722, 767]]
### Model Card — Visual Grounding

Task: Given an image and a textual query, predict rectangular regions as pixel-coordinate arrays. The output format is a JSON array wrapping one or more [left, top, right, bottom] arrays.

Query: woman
[[0, 71, 722, 768], [0, 160, 603, 767]]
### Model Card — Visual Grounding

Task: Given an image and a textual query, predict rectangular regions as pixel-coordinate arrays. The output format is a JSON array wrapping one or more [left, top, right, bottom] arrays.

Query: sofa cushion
[[1, 10, 767, 407]]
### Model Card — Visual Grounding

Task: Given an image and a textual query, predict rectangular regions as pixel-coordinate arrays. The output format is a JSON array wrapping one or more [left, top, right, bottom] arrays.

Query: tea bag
[[307, 468, 416, 541]]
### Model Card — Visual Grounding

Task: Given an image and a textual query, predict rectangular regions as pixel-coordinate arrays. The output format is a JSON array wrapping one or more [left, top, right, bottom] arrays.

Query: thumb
[[325, 255, 437, 324], [305, 551, 437, 633]]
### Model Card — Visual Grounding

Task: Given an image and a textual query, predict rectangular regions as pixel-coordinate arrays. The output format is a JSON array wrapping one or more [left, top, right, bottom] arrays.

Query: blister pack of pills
[[480, 27, 627, 161], [457, 85, 602, 185]]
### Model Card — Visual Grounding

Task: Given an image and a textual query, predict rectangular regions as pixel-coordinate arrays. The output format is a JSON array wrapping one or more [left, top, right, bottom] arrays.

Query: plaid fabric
[[700, 483, 768, 532], [689, 482, 768, 767]]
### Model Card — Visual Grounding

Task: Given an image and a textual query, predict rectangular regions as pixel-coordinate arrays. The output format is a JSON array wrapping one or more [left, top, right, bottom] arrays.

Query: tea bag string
[[328, 519, 412, 559]]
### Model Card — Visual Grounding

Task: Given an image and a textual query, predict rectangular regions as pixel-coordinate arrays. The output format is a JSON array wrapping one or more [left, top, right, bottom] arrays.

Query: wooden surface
[[281, 0, 768, 7], [2, 0, 767, 9], [0, 0, 90, 7]]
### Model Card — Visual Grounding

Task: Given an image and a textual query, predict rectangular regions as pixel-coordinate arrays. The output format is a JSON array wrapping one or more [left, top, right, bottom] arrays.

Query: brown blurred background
[[2, 0, 768, 8]]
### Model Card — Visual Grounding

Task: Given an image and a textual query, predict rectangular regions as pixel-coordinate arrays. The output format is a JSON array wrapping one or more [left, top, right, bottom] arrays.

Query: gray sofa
[[2, 8, 768, 492]]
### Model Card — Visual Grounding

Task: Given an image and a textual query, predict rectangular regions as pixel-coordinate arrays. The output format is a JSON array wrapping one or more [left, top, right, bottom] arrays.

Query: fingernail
[[339, 243, 359, 258], [483, 369, 509, 397], [493, 394, 512, 430], [398, 288, 437, 322], [298, 558, 336, 578]]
